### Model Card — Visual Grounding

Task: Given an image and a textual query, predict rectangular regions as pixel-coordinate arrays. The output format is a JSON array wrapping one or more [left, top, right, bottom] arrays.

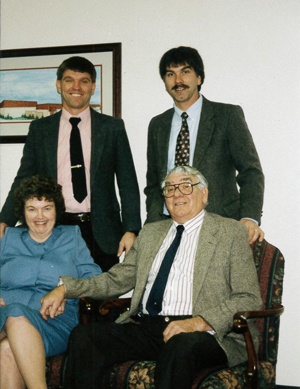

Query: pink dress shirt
[[57, 107, 91, 213]]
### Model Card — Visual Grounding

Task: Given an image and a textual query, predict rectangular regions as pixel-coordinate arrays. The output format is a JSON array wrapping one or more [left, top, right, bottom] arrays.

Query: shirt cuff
[[241, 217, 258, 225]]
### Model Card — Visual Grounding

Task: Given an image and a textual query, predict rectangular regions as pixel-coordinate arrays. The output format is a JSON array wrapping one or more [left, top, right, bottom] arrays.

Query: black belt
[[136, 314, 192, 324], [62, 212, 91, 223]]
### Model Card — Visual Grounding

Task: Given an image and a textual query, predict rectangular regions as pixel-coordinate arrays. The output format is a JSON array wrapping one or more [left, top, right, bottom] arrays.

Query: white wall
[[1, 0, 299, 385]]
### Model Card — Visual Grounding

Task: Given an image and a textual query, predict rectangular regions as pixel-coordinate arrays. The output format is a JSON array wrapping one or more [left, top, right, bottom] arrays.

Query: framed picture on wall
[[0, 42, 121, 144]]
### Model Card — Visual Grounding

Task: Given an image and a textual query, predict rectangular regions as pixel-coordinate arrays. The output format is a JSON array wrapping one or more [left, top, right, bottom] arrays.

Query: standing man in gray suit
[[145, 46, 264, 244], [0, 56, 141, 271], [41, 166, 262, 389]]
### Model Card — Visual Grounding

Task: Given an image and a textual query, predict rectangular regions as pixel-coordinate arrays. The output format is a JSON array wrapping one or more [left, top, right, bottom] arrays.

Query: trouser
[[64, 316, 227, 389], [60, 213, 119, 272]]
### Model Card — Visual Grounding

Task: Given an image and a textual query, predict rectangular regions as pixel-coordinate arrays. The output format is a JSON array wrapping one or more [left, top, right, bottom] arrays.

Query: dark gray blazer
[[145, 96, 264, 224], [0, 109, 141, 254], [63, 211, 262, 367]]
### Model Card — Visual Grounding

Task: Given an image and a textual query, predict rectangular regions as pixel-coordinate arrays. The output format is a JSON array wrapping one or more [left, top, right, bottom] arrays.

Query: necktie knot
[[181, 112, 188, 120], [69, 117, 81, 127], [176, 224, 185, 235]]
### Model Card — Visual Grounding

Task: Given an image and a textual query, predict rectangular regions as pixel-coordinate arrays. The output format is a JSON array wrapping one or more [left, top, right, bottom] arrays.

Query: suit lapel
[[131, 215, 219, 314], [130, 220, 173, 309], [193, 96, 215, 167], [44, 112, 61, 179], [90, 109, 105, 189], [156, 109, 174, 172], [138, 221, 172, 281], [192, 212, 218, 306]]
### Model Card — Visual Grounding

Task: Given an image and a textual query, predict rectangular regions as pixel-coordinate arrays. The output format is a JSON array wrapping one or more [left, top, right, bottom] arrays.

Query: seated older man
[[41, 165, 262, 389]]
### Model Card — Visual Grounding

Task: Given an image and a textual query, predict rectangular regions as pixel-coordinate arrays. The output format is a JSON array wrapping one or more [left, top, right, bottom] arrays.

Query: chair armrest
[[233, 304, 284, 329], [79, 297, 104, 323], [232, 304, 284, 389], [99, 297, 131, 315], [80, 297, 132, 323]]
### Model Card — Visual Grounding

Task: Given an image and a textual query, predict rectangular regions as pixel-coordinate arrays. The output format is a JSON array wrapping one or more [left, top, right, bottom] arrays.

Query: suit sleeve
[[144, 117, 165, 223], [114, 119, 142, 233], [0, 123, 39, 226], [62, 232, 141, 299], [73, 226, 103, 278], [227, 106, 264, 223]]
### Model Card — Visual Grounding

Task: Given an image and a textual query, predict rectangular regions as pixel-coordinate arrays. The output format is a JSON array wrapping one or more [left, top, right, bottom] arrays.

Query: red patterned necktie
[[175, 112, 189, 166]]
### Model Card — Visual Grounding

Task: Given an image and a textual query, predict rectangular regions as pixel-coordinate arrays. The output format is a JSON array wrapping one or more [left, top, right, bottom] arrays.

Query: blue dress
[[0, 225, 102, 357]]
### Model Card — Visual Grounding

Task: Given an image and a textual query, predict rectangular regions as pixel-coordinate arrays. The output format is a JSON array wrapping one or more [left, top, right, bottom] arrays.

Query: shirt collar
[[173, 209, 205, 234], [61, 106, 90, 121], [173, 94, 203, 120]]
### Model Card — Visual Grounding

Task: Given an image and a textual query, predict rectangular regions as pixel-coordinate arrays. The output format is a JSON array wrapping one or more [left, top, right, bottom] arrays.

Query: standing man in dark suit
[[0, 56, 141, 271], [145, 46, 264, 244]]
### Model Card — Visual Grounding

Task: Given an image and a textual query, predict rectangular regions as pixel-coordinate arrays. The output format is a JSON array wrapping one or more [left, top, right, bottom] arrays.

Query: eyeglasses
[[162, 182, 201, 198]]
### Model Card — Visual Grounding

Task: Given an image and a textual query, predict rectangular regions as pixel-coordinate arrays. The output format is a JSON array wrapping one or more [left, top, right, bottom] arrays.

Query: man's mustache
[[172, 83, 189, 91]]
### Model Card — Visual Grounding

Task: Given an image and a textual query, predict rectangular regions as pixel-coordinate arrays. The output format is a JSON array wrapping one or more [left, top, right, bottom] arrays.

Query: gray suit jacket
[[145, 96, 264, 224], [63, 211, 262, 367], [0, 109, 141, 254]]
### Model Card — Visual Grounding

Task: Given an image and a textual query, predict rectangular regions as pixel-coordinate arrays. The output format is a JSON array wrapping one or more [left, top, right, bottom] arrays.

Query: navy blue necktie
[[146, 225, 185, 315], [69, 117, 87, 203]]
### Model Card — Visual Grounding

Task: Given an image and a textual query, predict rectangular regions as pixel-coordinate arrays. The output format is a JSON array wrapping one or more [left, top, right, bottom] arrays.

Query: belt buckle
[[78, 213, 86, 223]]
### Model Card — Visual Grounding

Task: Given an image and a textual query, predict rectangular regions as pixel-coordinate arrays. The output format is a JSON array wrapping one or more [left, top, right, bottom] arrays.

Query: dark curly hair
[[159, 46, 205, 91], [14, 175, 65, 226]]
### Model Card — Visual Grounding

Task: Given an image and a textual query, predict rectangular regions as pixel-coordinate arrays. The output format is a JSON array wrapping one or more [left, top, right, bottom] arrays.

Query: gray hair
[[161, 165, 208, 190]]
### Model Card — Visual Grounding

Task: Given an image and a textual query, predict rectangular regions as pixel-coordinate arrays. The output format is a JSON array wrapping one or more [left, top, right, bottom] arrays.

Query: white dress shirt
[[142, 210, 205, 315]]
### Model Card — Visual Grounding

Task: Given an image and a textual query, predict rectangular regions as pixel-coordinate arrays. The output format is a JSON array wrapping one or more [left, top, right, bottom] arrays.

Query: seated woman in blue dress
[[0, 175, 102, 389]]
